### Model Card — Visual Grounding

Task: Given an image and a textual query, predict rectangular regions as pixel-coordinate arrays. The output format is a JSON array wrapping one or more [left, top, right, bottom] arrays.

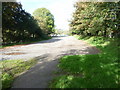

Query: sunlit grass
[[50, 36, 120, 88], [1, 59, 38, 89]]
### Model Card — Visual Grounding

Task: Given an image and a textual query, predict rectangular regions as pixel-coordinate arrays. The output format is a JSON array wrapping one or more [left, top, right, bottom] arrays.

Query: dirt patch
[[1, 44, 28, 50], [4, 52, 26, 55]]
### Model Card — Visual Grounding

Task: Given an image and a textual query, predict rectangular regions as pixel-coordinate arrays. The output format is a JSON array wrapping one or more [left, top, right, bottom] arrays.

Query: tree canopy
[[2, 2, 45, 44], [33, 8, 55, 35], [69, 1, 120, 38]]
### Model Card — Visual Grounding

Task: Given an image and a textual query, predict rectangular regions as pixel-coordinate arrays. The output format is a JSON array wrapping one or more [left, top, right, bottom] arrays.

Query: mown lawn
[[49, 36, 120, 88], [0, 59, 38, 89]]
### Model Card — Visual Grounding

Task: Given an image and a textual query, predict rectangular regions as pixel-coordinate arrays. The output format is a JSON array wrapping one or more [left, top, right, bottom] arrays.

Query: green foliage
[[69, 2, 120, 37], [2, 73, 13, 89], [2, 2, 46, 45], [33, 8, 55, 35], [58, 55, 84, 73], [50, 37, 119, 88], [1, 59, 38, 89]]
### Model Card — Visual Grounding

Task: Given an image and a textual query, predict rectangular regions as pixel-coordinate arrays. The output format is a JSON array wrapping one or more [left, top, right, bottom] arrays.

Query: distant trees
[[54, 29, 69, 35], [69, 1, 120, 38], [33, 8, 55, 35], [2, 2, 47, 44]]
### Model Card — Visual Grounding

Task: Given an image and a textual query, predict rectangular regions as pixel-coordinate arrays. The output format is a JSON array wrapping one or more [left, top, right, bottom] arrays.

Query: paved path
[[1, 36, 100, 88]]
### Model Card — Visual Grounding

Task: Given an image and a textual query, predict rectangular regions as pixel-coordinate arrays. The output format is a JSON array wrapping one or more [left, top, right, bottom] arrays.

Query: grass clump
[[50, 36, 119, 88], [0, 59, 38, 89]]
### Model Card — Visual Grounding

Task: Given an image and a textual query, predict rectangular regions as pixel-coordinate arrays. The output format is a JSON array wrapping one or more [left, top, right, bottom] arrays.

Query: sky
[[16, 0, 78, 30]]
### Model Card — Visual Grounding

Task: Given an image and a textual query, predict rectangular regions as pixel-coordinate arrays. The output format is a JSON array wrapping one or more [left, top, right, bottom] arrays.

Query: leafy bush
[[2, 73, 13, 89]]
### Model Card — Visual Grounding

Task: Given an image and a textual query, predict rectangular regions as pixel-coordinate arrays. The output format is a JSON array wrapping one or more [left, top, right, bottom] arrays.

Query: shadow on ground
[[33, 36, 68, 44], [60, 46, 100, 56], [34, 38, 61, 44], [12, 53, 59, 88]]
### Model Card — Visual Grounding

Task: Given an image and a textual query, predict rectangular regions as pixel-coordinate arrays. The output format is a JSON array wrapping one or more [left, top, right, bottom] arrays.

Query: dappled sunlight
[[2, 36, 100, 61], [51, 54, 119, 88], [50, 37, 119, 88], [61, 46, 100, 55], [2, 0, 120, 89]]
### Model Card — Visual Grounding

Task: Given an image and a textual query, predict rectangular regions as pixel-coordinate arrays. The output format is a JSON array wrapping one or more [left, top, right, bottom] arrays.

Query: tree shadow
[[60, 46, 100, 56], [52, 36, 68, 37], [33, 38, 61, 44], [53, 39, 119, 88], [12, 53, 59, 88], [54, 53, 119, 88]]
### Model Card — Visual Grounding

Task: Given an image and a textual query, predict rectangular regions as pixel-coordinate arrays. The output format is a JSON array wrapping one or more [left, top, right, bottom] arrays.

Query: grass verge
[[49, 35, 120, 88], [0, 36, 52, 49], [0, 59, 38, 89]]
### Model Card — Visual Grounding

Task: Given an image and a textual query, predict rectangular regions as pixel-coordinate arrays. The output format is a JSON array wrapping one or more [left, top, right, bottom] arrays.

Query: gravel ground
[[1, 36, 99, 61], [1, 36, 100, 88]]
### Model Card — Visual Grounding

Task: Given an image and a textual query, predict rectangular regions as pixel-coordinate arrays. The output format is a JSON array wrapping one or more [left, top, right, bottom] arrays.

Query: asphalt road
[[1, 36, 100, 88], [1, 36, 99, 61]]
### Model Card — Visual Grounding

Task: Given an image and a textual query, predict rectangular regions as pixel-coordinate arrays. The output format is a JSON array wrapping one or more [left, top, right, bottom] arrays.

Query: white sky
[[16, 0, 78, 30]]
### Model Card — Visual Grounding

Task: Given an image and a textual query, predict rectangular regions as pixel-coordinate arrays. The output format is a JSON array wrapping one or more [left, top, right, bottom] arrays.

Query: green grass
[[0, 59, 38, 89], [49, 35, 120, 88]]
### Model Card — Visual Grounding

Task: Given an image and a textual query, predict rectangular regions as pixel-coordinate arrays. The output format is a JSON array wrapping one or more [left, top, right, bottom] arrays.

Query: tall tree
[[2, 2, 44, 44], [33, 8, 55, 35], [69, 1, 120, 37]]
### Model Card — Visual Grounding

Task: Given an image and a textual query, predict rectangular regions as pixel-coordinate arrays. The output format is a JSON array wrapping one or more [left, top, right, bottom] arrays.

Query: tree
[[33, 8, 55, 35], [69, 1, 120, 38], [2, 2, 44, 44]]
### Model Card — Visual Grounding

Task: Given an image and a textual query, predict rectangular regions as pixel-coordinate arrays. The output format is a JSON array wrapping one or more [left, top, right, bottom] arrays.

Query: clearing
[[1, 36, 100, 88]]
